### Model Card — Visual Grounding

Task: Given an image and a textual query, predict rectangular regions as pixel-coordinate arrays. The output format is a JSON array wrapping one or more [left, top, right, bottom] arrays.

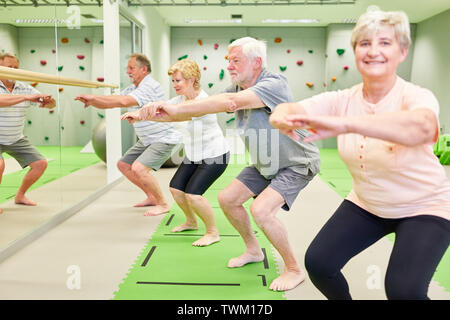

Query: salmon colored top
[[301, 76, 450, 220]]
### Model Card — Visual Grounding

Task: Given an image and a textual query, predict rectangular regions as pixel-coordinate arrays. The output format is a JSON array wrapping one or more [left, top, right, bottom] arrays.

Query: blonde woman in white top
[[123, 59, 229, 246]]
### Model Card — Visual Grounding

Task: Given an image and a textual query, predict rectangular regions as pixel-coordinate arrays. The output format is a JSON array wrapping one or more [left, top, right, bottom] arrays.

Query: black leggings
[[169, 152, 229, 195], [305, 200, 450, 300]]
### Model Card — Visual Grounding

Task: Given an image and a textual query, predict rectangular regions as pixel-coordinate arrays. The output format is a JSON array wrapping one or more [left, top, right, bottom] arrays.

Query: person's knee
[[249, 201, 272, 229], [185, 193, 203, 206], [218, 189, 240, 209], [385, 275, 429, 300], [131, 161, 149, 176], [304, 243, 335, 278], [30, 159, 47, 172], [170, 187, 186, 201], [117, 161, 130, 173]]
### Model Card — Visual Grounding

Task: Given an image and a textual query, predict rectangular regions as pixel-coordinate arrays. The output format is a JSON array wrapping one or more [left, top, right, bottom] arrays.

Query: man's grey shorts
[[119, 140, 179, 171], [0, 137, 45, 168], [236, 165, 315, 211]]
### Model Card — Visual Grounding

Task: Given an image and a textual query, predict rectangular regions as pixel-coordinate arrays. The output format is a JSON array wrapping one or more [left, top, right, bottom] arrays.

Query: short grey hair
[[228, 37, 267, 69], [350, 10, 411, 50], [130, 53, 151, 73]]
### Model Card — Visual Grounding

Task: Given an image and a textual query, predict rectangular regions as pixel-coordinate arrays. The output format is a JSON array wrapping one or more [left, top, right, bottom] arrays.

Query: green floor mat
[[0, 146, 101, 204], [318, 148, 450, 292], [113, 155, 285, 300]]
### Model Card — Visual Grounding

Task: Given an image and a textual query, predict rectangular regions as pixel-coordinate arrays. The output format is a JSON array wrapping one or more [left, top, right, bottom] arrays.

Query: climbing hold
[[308, 49, 313, 54], [343, 65, 349, 70], [226, 117, 235, 124], [61, 126, 64, 130], [57, 66, 63, 72], [324, 53, 328, 58], [208, 83, 213, 88], [30, 49, 36, 54], [49, 109, 54, 114], [203, 66, 207, 71], [279, 66, 287, 72], [52, 49, 56, 54], [224, 55, 228, 60], [80, 120, 85, 125], [97, 77, 104, 82], [30, 82, 38, 87], [100, 40, 104, 44], [219, 69, 225, 80], [323, 82, 327, 87], [44, 136, 49, 141], [296, 60, 303, 66], [229, 39, 236, 44], [97, 112, 104, 119], [331, 77, 337, 82], [27, 120, 32, 125], [306, 82, 314, 88], [84, 38, 90, 43], [40, 60, 47, 66], [61, 37, 68, 44], [214, 43, 219, 50], [79, 66, 85, 71], [178, 54, 188, 61], [337, 48, 345, 56], [203, 55, 208, 60], [287, 49, 291, 54], [77, 55, 85, 60], [274, 37, 282, 43], [58, 87, 64, 92], [197, 39, 203, 46]]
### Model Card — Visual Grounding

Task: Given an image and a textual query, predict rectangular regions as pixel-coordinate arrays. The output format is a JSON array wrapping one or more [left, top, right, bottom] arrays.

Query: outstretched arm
[[130, 89, 265, 123], [0, 94, 52, 107], [272, 107, 437, 147], [74, 94, 138, 109]]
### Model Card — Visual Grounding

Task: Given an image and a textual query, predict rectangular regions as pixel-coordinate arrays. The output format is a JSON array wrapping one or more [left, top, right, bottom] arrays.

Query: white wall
[[124, 6, 172, 95], [411, 9, 450, 134]]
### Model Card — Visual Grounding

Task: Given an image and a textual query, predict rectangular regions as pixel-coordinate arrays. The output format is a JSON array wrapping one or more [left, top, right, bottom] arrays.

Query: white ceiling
[[0, 0, 448, 27], [154, 0, 450, 26]]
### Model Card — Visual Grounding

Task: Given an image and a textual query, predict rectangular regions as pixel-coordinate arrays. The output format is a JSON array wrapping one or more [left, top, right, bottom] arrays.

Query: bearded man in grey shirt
[[122, 37, 321, 291]]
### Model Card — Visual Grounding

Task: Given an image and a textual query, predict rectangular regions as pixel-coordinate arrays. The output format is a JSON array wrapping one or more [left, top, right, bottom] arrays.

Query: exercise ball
[[92, 119, 107, 163], [162, 144, 184, 168]]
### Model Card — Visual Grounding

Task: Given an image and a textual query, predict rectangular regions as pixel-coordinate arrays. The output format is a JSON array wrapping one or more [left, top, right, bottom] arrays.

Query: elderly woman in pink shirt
[[270, 10, 450, 300]]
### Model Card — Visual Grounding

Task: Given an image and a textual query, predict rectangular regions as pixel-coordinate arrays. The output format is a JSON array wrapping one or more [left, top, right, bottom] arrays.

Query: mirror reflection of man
[[75, 53, 182, 216], [0, 53, 56, 214]]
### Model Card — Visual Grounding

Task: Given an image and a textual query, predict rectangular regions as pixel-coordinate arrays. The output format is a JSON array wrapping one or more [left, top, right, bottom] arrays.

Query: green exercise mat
[[0, 146, 101, 204], [113, 154, 285, 300]]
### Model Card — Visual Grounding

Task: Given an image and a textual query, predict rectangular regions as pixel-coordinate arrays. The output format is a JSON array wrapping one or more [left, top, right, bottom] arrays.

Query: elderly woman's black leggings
[[305, 200, 450, 300]]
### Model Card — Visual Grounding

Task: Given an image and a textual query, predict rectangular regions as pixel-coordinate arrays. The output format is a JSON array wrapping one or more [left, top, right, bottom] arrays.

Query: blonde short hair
[[168, 59, 201, 89], [228, 37, 267, 69], [350, 10, 411, 50]]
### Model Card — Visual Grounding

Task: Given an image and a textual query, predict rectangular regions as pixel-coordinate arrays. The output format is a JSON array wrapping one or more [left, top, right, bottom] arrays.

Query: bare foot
[[0, 208, 2, 214], [133, 198, 156, 207], [228, 250, 265, 268], [269, 268, 306, 291], [192, 233, 220, 247], [144, 204, 170, 216], [171, 222, 198, 232], [15, 196, 37, 206]]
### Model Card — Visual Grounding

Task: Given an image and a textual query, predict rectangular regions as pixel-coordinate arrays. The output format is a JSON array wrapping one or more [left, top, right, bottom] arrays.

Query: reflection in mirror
[[0, 4, 109, 259], [0, 5, 61, 254], [54, 5, 108, 212]]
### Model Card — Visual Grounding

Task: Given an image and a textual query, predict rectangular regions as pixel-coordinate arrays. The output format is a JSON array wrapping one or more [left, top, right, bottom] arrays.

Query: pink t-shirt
[[301, 76, 450, 220]]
